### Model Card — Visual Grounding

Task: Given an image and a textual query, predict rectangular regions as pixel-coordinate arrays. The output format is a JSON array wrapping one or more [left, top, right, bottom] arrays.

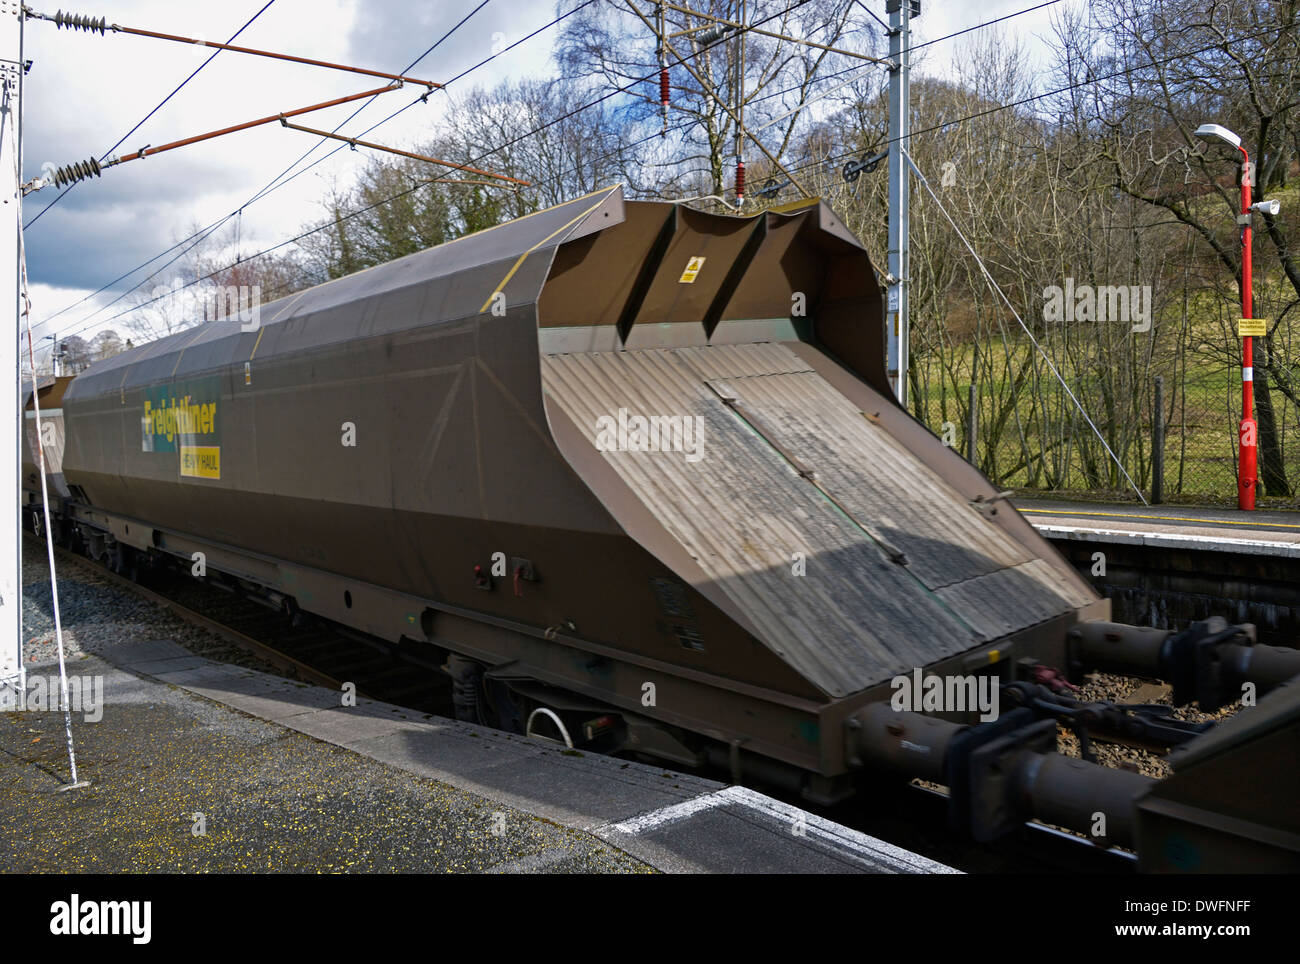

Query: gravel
[[21, 539, 300, 677], [1055, 672, 1239, 780]]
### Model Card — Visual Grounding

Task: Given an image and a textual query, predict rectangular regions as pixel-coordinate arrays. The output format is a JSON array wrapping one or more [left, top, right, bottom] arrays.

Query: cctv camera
[[1252, 198, 1280, 217]]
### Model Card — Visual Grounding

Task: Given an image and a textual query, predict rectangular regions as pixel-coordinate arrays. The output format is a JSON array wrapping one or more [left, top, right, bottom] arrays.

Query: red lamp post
[[1195, 123, 1279, 510], [1237, 138, 1258, 511]]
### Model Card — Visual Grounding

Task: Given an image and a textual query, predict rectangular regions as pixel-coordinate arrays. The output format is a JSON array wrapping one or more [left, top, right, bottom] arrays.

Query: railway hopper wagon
[[36, 186, 1300, 870], [21, 375, 73, 507]]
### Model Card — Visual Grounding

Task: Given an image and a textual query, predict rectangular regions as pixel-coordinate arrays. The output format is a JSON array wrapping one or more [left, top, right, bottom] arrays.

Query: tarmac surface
[[1, 643, 650, 873]]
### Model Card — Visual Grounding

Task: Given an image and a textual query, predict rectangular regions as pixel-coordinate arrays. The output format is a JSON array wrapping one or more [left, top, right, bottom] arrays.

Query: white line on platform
[[608, 787, 736, 834], [1032, 523, 1300, 557], [605, 784, 960, 874]]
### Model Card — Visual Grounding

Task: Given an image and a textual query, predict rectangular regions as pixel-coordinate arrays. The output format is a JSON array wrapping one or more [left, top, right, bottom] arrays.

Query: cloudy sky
[[20, 0, 1069, 357]]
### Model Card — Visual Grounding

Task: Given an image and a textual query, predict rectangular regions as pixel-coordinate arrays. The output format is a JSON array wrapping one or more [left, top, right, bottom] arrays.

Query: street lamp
[[1195, 123, 1281, 510], [34, 333, 61, 376]]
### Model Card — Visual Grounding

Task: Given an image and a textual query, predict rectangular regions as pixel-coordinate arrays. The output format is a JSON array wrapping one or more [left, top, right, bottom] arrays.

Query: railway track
[[47, 539, 1135, 875], [52, 545, 452, 715]]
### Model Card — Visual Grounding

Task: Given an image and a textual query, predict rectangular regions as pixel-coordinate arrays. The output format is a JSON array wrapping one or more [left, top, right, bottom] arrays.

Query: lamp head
[[1195, 123, 1242, 149]]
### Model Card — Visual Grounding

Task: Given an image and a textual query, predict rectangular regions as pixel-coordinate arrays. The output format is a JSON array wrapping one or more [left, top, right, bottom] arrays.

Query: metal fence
[[911, 335, 1300, 507]]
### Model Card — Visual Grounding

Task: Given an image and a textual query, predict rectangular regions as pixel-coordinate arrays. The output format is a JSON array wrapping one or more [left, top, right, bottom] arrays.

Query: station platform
[[1, 636, 953, 875], [1013, 498, 1300, 558]]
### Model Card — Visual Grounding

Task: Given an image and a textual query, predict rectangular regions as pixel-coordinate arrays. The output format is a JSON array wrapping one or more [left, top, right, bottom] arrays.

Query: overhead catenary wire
[[904, 147, 1149, 505], [34, 0, 1103, 345], [43, 0, 1069, 345], [30, 83, 408, 192], [35, 0, 540, 331], [55, 0, 810, 340], [276, 119, 530, 186], [25, 0, 278, 229], [778, 19, 1287, 186], [50, 0, 1083, 345], [29, 7, 441, 89], [60, 0, 1078, 331]]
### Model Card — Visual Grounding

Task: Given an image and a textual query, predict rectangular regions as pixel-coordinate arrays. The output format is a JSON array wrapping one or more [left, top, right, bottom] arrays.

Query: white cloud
[[22, 0, 559, 345]]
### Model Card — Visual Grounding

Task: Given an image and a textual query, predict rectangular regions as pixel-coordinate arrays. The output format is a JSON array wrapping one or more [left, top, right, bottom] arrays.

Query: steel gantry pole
[[1, 0, 21, 693], [885, 0, 912, 407]]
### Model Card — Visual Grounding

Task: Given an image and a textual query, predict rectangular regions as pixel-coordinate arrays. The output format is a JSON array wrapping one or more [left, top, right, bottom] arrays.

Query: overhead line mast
[[2, 0, 22, 697], [885, 0, 915, 406]]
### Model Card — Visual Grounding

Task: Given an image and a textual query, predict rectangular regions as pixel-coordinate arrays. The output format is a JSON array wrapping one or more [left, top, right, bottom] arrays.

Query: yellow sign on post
[[1239, 318, 1267, 337]]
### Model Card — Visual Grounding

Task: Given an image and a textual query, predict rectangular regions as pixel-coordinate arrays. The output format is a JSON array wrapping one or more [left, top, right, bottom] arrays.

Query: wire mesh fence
[[910, 326, 1299, 508]]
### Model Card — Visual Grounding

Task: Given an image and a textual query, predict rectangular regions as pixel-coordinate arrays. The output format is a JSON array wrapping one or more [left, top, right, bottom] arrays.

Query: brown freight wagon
[[46, 186, 1300, 869]]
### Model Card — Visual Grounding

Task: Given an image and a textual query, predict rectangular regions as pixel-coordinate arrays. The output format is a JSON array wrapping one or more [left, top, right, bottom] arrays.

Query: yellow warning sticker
[[180, 445, 221, 479], [1238, 317, 1267, 337], [678, 256, 706, 283]]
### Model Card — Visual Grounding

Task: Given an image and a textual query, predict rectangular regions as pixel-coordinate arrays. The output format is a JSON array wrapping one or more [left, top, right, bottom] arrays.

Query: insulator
[[51, 10, 108, 34], [735, 159, 745, 205], [659, 68, 670, 107], [697, 24, 735, 45], [51, 156, 102, 188]]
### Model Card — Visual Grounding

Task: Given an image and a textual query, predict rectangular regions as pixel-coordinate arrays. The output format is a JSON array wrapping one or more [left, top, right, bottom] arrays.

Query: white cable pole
[[9, 6, 84, 786], [22, 324, 82, 787], [904, 148, 1148, 505]]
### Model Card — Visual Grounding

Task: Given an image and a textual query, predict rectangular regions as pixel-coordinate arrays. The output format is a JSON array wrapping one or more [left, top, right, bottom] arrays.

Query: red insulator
[[735, 160, 745, 204], [659, 68, 670, 106]]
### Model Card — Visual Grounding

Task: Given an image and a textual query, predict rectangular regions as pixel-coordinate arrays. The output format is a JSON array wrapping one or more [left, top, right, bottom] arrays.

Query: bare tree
[[91, 329, 124, 360], [1067, 0, 1300, 496], [556, 0, 871, 205]]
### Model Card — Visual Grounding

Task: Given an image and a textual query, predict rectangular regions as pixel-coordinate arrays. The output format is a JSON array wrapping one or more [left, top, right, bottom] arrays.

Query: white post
[[0, 0, 22, 693]]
